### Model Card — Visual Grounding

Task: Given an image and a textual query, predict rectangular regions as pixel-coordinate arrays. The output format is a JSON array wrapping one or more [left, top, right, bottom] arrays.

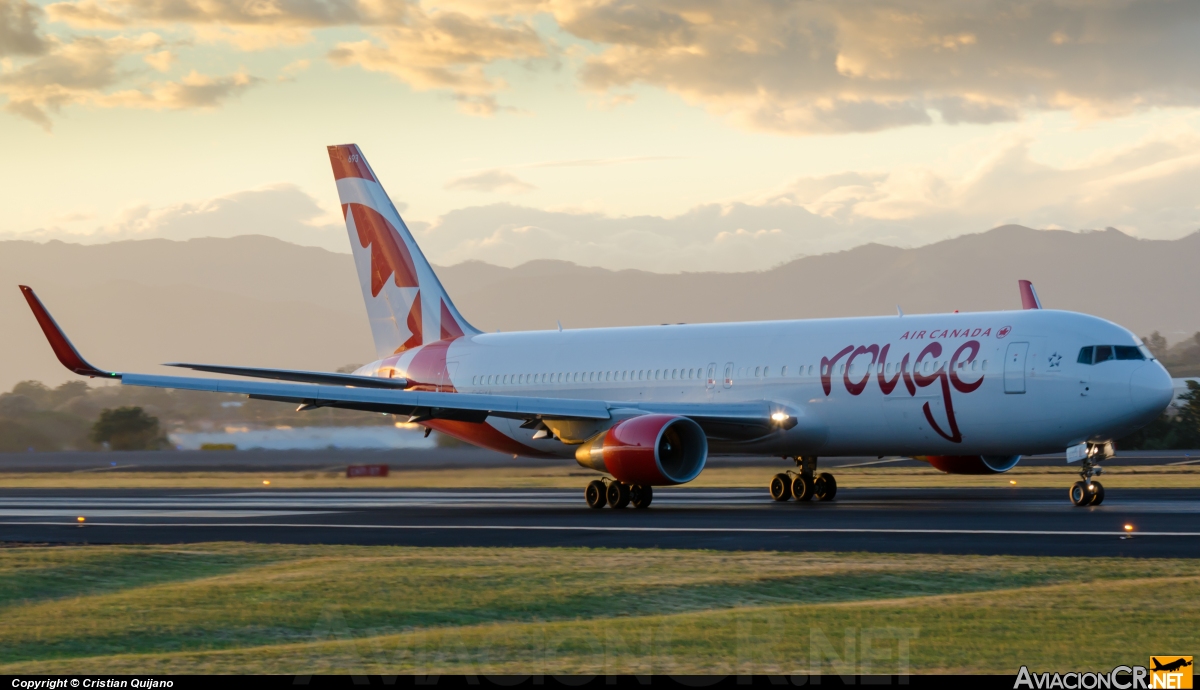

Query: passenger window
[[1094, 346, 1114, 364], [809, 365, 814, 376], [1115, 346, 1145, 360], [982, 360, 988, 371], [755, 366, 761, 377], [782, 366, 787, 377]]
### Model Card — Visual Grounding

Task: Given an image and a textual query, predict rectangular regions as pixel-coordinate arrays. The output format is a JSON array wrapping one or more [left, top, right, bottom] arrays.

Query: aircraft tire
[[1069, 481, 1090, 506], [770, 474, 792, 501], [1088, 480, 1105, 506], [607, 481, 631, 509], [631, 484, 653, 509], [814, 473, 838, 501], [586, 480, 608, 509], [791, 474, 813, 502]]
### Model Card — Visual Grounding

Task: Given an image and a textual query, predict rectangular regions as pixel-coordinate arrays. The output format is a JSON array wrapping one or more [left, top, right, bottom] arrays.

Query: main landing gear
[[770, 456, 837, 503], [1069, 446, 1107, 507], [586, 478, 652, 509]]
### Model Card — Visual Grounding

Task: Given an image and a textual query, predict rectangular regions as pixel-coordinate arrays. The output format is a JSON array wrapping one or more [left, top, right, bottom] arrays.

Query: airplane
[[19, 144, 1174, 509]]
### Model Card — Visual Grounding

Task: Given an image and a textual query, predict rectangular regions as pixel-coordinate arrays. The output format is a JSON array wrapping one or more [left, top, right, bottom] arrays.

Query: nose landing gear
[[769, 457, 837, 503], [1068, 443, 1109, 506]]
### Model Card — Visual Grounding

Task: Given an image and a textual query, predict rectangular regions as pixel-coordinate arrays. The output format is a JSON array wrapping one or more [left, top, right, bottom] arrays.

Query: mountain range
[[2, 225, 1197, 392]]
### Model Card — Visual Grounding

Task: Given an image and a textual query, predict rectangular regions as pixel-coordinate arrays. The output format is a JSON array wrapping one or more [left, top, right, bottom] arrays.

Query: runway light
[[1009, 480, 1017, 485], [1125, 524, 1134, 532], [76, 516, 84, 523], [262, 480, 271, 486]]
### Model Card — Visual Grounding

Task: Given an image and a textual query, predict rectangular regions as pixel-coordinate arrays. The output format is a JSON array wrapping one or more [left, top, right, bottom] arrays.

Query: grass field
[[2, 463, 1198, 489], [0, 544, 1196, 674]]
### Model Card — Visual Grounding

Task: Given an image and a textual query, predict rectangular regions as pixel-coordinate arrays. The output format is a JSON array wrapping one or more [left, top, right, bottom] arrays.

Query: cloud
[[445, 169, 537, 193], [100, 69, 260, 109], [0, 0, 47, 56], [142, 48, 172, 71], [47, 0, 407, 29], [555, 0, 1200, 134], [0, 32, 262, 128], [7, 184, 347, 252], [43, 0, 124, 28], [328, 10, 546, 115], [26, 0, 1200, 133], [402, 126, 1200, 272]]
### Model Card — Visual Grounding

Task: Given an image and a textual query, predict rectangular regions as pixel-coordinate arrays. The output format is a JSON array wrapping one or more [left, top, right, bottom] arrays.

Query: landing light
[[1124, 524, 1134, 532], [771, 412, 788, 422], [263, 480, 271, 486], [76, 516, 85, 523]]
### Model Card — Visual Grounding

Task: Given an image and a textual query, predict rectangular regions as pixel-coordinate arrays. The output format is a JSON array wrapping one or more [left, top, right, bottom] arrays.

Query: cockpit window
[[1078, 345, 1146, 365], [1115, 346, 1145, 360]]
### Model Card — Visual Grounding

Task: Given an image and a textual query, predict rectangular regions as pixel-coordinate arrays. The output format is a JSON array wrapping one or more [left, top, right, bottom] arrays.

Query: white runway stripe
[[0, 510, 332, 518], [1, 521, 1198, 537]]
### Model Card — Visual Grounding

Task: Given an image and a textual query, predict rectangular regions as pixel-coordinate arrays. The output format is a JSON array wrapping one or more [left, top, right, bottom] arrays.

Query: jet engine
[[575, 414, 708, 485], [923, 455, 1022, 474]]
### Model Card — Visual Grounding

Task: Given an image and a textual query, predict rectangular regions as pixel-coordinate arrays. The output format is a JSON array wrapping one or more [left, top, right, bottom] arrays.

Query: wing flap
[[166, 363, 409, 389], [119, 373, 612, 421]]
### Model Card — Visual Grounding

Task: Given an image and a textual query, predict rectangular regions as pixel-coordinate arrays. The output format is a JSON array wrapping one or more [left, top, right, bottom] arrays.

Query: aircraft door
[[443, 361, 459, 392], [723, 362, 734, 389], [706, 363, 717, 390], [1004, 343, 1028, 394]]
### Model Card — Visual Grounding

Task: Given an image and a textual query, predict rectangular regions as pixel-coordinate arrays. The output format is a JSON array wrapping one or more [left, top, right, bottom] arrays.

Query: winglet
[[1018, 280, 1042, 310], [18, 286, 118, 378]]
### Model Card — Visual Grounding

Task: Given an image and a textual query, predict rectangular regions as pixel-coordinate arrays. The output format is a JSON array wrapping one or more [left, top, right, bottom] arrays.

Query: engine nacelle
[[575, 414, 708, 485], [924, 455, 1022, 474]]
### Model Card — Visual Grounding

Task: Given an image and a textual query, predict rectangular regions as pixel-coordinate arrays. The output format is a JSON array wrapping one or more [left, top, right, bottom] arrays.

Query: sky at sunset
[[3, 0, 1200, 272]]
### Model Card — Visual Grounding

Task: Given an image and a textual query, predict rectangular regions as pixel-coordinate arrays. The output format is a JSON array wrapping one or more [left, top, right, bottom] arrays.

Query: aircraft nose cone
[[1130, 362, 1173, 421]]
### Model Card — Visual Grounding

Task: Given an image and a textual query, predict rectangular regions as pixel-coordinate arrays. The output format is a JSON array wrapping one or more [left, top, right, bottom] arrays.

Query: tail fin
[[328, 144, 479, 359], [1018, 279, 1042, 310]]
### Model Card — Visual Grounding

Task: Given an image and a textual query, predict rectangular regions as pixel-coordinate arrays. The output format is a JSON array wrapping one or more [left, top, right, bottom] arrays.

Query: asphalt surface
[[2, 485, 1198, 557]]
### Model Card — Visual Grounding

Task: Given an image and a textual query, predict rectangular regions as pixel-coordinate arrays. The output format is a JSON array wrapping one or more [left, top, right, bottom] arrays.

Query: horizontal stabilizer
[[165, 363, 409, 389]]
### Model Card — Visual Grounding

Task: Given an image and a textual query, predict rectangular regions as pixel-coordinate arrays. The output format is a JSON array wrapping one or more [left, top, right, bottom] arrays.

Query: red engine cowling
[[575, 414, 708, 485], [925, 455, 1022, 474]]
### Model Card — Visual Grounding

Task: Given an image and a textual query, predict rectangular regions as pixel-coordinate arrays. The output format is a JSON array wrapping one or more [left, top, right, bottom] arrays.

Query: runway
[[2, 486, 1198, 557]]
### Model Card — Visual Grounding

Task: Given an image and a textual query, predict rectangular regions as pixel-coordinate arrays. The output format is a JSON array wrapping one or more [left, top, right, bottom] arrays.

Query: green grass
[[0, 544, 1196, 674]]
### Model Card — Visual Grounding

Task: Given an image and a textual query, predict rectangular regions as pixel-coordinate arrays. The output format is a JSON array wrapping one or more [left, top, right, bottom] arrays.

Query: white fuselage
[[359, 308, 1173, 460]]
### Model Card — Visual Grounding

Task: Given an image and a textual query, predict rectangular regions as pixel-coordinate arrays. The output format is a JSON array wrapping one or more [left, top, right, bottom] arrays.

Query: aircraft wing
[[20, 286, 794, 435], [164, 362, 410, 389]]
